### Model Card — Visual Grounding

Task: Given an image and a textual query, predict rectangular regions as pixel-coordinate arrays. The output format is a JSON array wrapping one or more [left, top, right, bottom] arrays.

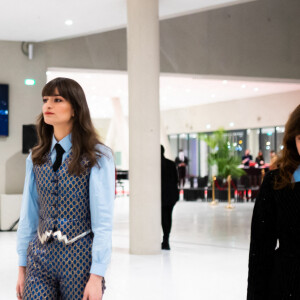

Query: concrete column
[[127, 0, 160, 254]]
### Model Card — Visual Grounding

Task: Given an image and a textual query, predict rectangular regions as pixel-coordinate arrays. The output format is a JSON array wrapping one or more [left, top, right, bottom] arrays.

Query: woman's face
[[296, 135, 300, 156], [42, 88, 74, 128]]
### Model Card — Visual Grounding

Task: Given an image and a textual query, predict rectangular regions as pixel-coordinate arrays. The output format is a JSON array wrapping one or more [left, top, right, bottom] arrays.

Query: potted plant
[[199, 129, 245, 200]]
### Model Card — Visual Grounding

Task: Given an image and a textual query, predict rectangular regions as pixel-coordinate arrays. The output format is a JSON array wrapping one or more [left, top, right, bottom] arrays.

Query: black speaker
[[22, 124, 38, 154]]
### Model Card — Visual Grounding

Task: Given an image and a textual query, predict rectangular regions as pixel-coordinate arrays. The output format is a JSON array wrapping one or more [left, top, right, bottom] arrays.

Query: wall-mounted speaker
[[22, 124, 38, 154]]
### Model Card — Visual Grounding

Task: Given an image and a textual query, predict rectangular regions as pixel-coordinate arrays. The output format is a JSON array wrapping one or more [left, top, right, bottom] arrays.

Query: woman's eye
[[42, 99, 47, 103], [54, 98, 62, 102]]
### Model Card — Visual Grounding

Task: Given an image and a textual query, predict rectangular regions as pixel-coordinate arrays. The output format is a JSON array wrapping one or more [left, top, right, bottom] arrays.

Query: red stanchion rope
[[214, 179, 237, 191], [214, 180, 227, 191]]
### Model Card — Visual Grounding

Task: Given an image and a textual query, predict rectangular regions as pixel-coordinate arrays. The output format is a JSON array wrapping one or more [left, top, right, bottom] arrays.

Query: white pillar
[[127, 0, 160, 254]]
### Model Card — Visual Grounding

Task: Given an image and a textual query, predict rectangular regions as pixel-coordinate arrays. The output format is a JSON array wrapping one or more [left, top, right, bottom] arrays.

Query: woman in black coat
[[247, 104, 300, 299]]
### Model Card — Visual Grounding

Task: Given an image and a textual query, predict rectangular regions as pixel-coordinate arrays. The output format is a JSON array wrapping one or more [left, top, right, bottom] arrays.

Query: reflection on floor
[[0, 198, 254, 300]]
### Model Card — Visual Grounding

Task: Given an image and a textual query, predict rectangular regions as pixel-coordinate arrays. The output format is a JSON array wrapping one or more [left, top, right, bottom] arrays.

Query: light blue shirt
[[294, 165, 300, 182], [17, 133, 115, 277]]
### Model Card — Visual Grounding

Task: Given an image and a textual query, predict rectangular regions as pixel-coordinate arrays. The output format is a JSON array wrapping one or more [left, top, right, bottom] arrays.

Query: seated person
[[242, 149, 253, 166], [255, 150, 265, 166]]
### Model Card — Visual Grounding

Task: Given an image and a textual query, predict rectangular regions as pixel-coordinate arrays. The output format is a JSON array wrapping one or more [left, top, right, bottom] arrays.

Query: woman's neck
[[53, 125, 72, 142]]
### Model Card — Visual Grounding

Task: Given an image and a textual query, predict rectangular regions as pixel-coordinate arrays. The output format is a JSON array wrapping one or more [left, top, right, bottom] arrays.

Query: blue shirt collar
[[50, 133, 72, 154], [293, 165, 300, 182]]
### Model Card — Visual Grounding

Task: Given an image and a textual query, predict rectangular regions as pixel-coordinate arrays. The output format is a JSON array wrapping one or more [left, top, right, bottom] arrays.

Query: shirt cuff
[[90, 262, 108, 277], [19, 255, 27, 267]]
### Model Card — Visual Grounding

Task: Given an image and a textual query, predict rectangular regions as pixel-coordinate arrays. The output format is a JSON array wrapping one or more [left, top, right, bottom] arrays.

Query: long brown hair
[[32, 77, 105, 175], [274, 104, 300, 189]]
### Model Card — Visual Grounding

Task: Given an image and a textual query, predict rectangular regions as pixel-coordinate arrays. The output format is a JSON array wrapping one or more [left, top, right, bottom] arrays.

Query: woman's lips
[[44, 112, 54, 115]]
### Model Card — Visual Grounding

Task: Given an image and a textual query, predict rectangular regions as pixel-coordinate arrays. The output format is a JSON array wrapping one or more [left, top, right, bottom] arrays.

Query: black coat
[[161, 156, 179, 206], [247, 169, 300, 299]]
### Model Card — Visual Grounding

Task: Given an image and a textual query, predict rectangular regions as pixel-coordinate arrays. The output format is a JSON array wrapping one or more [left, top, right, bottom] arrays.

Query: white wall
[[0, 41, 46, 194], [161, 90, 300, 134]]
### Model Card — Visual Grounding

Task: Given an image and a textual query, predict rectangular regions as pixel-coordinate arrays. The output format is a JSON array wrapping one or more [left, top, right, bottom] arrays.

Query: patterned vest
[[33, 151, 92, 244]]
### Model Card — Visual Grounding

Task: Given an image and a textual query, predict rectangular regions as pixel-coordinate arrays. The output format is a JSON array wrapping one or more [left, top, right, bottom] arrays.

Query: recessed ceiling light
[[229, 122, 234, 127], [241, 84, 246, 88], [65, 20, 73, 26], [222, 80, 228, 84], [206, 124, 211, 129], [254, 88, 259, 92]]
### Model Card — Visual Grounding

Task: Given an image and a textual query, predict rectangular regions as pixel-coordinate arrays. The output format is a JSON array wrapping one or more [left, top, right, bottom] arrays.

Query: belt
[[38, 229, 92, 245]]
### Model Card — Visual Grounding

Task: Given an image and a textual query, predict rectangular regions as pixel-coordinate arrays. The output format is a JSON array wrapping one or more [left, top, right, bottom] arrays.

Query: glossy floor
[[0, 198, 254, 300]]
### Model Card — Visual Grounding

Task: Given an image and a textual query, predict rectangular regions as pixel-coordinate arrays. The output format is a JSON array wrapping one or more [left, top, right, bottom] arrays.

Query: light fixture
[[222, 80, 228, 84], [24, 79, 36, 86], [254, 88, 259, 92], [241, 84, 246, 89], [229, 122, 234, 127], [206, 124, 211, 129], [65, 20, 73, 26], [211, 94, 215, 98]]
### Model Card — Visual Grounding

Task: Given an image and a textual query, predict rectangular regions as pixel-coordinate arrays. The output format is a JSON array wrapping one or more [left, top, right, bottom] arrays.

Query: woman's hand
[[16, 266, 26, 299], [83, 274, 104, 300]]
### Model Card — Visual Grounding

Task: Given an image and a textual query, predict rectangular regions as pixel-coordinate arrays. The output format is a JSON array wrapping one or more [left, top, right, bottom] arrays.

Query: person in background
[[255, 150, 265, 166], [247, 104, 300, 299], [161, 145, 179, 250], [175, 149, 189, 188], [269, 149, 278, 170], [242, 149, 253, 166]]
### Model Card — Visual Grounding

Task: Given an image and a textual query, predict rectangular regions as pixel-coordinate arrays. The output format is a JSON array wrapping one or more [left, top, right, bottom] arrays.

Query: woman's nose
[[47, 99, 53, 108]]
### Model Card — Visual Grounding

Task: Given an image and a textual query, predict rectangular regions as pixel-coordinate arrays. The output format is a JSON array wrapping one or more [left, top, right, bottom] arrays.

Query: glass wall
[[247, 129, 260, 163], [261, 127, 275, 163], [188, 133, 198, 177], [276, 126, 285, 152], [168, 125, 284, 178], [179, 133, 189, 175], [169, 134, 178, 160], [225, 130, 246, 160]]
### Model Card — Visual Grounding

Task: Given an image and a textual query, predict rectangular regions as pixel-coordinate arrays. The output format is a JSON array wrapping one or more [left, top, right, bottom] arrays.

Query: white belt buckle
[[38, 229, 91, 245]]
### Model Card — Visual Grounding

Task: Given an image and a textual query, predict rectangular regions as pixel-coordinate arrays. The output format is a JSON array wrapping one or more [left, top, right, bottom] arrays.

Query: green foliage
[[199, 128, 245, 179]]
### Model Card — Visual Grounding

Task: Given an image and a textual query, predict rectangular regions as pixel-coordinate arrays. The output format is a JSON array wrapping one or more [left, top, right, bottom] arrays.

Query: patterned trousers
[[23, 233, 105, 299]]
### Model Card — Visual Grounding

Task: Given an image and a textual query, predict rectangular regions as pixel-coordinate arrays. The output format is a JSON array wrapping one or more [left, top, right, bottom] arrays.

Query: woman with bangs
[[247, 104, 300, 299], [16, 77, 115, 300]]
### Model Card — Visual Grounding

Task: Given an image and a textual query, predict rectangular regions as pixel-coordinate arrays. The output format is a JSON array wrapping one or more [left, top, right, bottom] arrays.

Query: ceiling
[[1, 0, 254, 42], [47, 68, 300, 119]]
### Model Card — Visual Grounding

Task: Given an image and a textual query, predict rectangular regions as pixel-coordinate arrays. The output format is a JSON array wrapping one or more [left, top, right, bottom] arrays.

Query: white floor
[[0, 198, 254, 300]]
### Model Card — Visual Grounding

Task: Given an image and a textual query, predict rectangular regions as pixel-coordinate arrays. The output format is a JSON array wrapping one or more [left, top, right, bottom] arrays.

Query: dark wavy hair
[[274, 104, 300, 189], [32, 77, 104, 175]]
